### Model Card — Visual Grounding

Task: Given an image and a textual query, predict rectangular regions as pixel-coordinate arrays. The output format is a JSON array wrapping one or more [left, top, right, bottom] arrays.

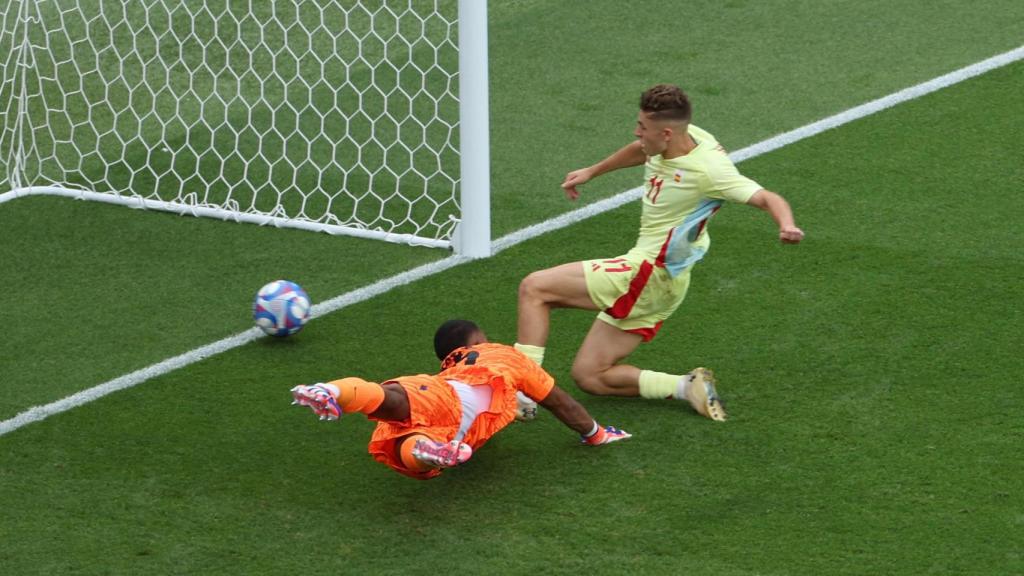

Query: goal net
[[0, 0, 490, 254]]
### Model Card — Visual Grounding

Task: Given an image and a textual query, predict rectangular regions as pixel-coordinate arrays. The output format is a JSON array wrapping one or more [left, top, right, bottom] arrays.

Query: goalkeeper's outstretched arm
[[539, 386, 631, 445]]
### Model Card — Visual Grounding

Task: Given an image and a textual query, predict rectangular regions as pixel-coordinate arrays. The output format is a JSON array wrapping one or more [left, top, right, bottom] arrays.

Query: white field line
[[2, 45, 1022, 437]]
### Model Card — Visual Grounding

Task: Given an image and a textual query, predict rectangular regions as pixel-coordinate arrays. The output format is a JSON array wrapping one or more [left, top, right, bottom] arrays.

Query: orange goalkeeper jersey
[[439, 342, 555, 404], [368, 343, 555, 479]]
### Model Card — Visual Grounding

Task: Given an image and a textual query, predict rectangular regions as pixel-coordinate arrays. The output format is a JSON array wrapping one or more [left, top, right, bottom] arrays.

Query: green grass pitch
[[1, 1, 1023, 574]]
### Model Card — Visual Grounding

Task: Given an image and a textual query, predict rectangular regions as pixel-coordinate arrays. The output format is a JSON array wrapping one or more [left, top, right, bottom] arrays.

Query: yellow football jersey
[[630, 125, 762, 276]]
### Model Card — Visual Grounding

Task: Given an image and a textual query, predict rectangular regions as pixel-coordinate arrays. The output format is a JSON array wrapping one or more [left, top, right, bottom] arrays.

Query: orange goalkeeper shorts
[[366, 374, 516, 480]]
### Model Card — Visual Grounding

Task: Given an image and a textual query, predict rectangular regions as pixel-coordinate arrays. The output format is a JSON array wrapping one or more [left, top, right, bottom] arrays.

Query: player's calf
[[570, 364, 641, 397]]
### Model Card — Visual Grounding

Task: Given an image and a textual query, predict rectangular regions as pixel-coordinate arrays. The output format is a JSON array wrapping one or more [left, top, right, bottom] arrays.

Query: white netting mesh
[[4, 0, 463, 244], [0, 1, 22, 190]]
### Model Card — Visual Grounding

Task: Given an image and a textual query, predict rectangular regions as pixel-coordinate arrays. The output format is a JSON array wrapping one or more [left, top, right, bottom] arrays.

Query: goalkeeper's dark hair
[[434, 319, 481, 360], [640, 84, 692, 122]]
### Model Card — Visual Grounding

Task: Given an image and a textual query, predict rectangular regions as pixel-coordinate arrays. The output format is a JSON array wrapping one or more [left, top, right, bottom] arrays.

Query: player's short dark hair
[[433, 319, 480, 360], [640, 84, 692, 122]]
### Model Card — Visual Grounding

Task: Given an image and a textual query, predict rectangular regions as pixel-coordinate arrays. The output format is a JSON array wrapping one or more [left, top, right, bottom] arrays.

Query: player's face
[[635, 111, 669, 156]]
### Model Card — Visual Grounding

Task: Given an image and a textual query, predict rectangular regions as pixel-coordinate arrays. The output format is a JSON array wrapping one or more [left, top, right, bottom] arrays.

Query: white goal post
[[0, 0, 491, 256]]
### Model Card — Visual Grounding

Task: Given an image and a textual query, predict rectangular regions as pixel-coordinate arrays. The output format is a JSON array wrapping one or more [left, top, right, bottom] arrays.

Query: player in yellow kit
[[514, 84, 804, 421], [290, 320, 631, 479]]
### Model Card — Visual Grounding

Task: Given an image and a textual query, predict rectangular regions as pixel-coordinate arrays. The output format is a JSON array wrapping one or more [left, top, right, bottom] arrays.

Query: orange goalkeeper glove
[[581, 423, 632, 445]]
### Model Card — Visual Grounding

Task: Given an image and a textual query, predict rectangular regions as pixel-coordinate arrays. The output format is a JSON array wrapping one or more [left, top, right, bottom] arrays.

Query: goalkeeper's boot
[[685, 368, 727, 422], [290, 384, 342, 421], [515, 391, 538, 421], [411, 439, 473, 468]]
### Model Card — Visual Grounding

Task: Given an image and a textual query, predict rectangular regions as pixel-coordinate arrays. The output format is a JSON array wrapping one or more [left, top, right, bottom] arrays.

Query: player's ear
[[664, 119, 685, 139]]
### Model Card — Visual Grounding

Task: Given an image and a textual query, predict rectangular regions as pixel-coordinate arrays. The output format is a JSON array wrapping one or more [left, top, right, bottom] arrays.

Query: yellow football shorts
[[582, 254, 691, 341]]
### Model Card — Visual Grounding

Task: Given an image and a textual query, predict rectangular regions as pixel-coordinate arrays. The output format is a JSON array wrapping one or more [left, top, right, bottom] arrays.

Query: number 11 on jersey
[[646, 176, 664, 204]]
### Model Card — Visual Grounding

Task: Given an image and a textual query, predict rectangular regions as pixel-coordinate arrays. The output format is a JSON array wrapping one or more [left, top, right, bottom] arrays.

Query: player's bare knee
[[571, 364, 605, 395], [518, 272, 545, 303]]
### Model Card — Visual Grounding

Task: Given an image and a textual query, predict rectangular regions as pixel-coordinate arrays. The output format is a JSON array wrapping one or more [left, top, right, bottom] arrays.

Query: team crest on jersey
[[673, 169, 685, 183]]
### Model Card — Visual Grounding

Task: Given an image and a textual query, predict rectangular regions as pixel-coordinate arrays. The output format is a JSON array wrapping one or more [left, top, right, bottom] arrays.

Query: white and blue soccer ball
[[253, 280, 311, 337]]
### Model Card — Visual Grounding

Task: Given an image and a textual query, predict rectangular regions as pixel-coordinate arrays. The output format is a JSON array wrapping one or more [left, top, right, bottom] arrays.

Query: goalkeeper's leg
[[290, 378, 410, 421], [398, 434, 472, 470]]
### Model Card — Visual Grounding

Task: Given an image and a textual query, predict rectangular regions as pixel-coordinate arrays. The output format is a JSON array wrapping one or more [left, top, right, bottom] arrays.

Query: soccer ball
[[253, 280, 311, 337]]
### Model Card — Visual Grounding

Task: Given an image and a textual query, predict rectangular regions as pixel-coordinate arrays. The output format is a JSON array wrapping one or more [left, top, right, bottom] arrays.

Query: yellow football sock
[[514, 343, 546, 366], [638, 370, 684, 400], [324, 377, 386, 414]]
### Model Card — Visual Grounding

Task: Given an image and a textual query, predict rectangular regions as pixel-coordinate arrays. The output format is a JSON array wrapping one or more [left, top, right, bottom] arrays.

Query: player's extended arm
[[746, 189, 805, 244], [562, 141, 647, 200], [538, 386, 631, 445]]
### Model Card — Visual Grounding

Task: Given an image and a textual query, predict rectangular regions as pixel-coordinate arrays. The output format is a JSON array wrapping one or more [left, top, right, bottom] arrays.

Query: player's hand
[[561, 168, 593, 201], [779, 225, 804, 244], [581, 424, 632, 445]]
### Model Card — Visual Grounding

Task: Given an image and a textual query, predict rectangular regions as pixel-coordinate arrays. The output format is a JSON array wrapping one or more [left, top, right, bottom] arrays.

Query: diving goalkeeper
[[290, 319, 631, 479]]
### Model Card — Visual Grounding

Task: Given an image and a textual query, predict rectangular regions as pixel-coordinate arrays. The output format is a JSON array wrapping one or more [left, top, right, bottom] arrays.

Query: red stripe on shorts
[[626, 321, 663, 342], [604, 259, 654, 319]]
